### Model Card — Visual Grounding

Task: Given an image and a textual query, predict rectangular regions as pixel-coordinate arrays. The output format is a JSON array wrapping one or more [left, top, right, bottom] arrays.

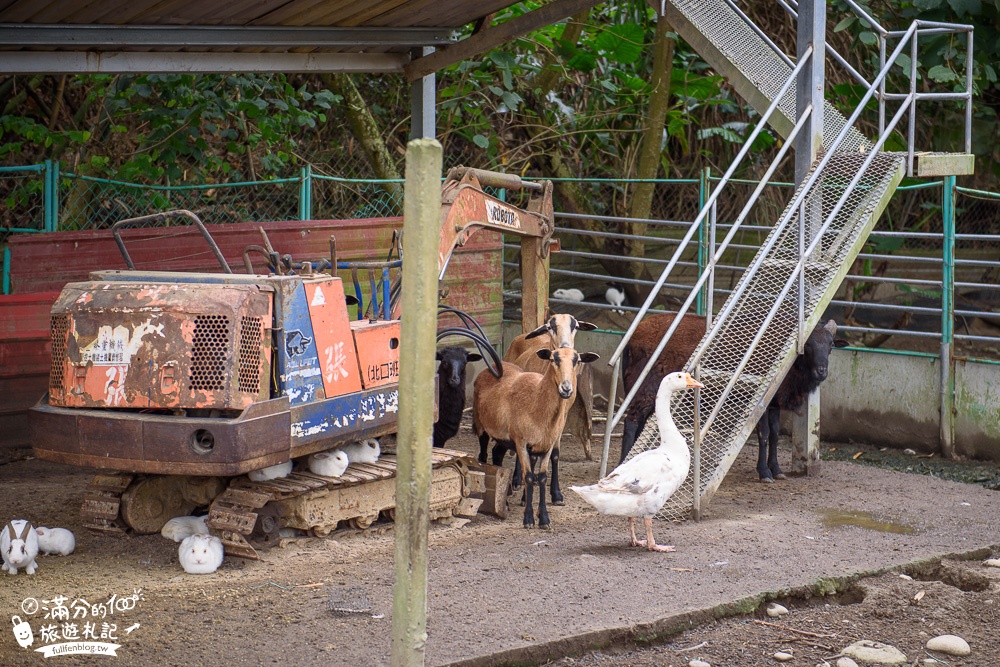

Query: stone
[[841, 640, 908, 664], [836, 659, 859, 667], [689, 660, 711, 667], [774, 652, 793, 662], [926, 634, 971, 656], [983, 558, 1000, 568], [767, 603, 789, 617]]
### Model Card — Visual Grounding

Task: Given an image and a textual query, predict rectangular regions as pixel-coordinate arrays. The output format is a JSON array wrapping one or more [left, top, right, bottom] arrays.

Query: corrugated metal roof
[[0, 0, 542, 73]]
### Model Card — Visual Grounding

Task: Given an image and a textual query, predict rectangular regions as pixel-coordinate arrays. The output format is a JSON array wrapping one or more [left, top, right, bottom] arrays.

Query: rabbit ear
[[17, 523, 31, 541]]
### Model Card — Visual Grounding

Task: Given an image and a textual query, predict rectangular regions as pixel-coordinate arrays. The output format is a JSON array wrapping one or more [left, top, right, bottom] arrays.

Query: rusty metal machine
[[29, 168, 555, 559]]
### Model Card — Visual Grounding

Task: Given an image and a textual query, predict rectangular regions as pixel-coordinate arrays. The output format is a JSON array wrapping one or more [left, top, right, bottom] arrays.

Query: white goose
[[571, 371, 703, 552]]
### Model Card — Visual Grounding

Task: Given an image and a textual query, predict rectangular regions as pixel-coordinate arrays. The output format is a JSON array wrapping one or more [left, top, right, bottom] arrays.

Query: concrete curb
[[441, 545, 998, 667]]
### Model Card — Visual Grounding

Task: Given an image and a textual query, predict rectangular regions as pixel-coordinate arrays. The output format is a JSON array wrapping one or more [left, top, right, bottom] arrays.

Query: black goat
[[433, 346, 482, 448], [755, 320, 847, 482]]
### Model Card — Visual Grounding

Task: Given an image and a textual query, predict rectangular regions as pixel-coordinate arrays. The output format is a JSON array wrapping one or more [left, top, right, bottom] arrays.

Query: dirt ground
[[2, 421, 1000, 667]]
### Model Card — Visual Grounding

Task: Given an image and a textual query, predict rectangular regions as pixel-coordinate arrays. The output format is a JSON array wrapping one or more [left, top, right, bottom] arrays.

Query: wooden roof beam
[[403, 0, 602, 82]]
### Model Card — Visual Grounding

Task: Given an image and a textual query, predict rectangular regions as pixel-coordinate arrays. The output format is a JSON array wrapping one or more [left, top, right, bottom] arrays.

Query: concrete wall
[[954, 359, 1000, 460], [820, 350, 941, 452]]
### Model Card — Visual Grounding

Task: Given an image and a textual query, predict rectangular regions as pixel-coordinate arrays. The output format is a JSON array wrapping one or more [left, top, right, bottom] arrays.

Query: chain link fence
[[0, 165, 48, 235], [58, 174, 303, 230], [4, 163, 1000, 361], [312, 176, 403, 220]]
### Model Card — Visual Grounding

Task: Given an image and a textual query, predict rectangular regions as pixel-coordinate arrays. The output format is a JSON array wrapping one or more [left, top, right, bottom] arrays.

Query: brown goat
[[504, 313, 597, 359], [487, 314, 598, 504], [473, 347, 599, 528], [619, 312, 706, 463]]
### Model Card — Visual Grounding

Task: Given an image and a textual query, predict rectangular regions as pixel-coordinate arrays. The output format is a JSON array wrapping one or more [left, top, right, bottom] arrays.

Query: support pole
[[791, 0, 825, 475], [794, 0, 825, 186], [390, 138, 442, 667], [940, 175, 956, 458], [520, 237, 549, 334], [409, 47, 436, 140]]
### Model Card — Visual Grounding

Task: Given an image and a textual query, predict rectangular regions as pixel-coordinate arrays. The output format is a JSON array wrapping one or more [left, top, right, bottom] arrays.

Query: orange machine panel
[[351, 320, 401, 389], [304, 277, 363, 399]]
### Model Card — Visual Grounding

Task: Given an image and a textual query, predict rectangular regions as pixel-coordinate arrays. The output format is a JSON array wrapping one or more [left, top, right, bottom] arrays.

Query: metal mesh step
[[628, 152, 906, 520], [663, 0, 868, 153]]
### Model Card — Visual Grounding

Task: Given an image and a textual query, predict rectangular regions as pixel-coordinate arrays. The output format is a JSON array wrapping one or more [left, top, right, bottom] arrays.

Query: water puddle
[[820, 509, 918, 534]]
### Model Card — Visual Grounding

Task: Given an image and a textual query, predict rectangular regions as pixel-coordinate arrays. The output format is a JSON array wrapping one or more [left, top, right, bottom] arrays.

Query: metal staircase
[[604, 1, 973, 520]]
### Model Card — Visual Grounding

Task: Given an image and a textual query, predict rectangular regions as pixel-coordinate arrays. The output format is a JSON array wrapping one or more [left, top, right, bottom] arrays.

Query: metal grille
[[237, 316, 263, 394], [667, 0, 868, 153], [189, 315, 230, 392], [628, 152, 906, 520], [49, 315, 69, 391]]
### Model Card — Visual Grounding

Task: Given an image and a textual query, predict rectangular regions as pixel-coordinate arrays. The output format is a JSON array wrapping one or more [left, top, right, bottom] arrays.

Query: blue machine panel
[[271, 278, 325, 405], [290, 385, 399, 449]]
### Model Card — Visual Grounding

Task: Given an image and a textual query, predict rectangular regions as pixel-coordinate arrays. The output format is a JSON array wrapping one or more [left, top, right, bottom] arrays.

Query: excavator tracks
[[207, 448, 486, 559], [80, 472, 135, 535], [80, 449, 505, 560]]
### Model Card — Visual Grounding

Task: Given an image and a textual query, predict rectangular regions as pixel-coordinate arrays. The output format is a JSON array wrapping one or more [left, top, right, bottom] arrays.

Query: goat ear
[[823, 319, 838, 335], [578, 352, 600, 363], [524, 323, 551, 339], [576, 321, 598, 332], [467, 353, 483, 362], [834, 338, 849, 348], [435, 351, 443, 361], [536, 348, 553, 360]]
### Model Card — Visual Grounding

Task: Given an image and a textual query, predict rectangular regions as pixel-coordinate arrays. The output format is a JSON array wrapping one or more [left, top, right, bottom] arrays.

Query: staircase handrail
[[686, 21, 919, 371], [606, 46, 815, 369], [604, 21, 924, 448], [777, 0, 973, 162]]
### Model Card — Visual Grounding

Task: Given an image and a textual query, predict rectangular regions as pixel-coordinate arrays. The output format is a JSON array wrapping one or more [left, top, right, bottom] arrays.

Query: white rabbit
[[605, 282, 627, 314], [161, 515, 209, 543], [248, 460, 293, 482], [34, 527, 75, 556], [178, 534, 224, 575], [308, 450, 349, 477], [2, 519, 39, 575], [553, 288, 585, 302], [341, 439, 380, 464]]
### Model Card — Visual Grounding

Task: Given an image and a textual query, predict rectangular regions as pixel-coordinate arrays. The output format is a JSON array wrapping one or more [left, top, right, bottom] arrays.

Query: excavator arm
[[437, 167, 558, 333]]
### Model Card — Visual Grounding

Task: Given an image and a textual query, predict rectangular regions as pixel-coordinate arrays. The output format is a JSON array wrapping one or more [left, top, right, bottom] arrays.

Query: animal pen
[[503, 1, 986, 522], [0, 0, 992, 664]]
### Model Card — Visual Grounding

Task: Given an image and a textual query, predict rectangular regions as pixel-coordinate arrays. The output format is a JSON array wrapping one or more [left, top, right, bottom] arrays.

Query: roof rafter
[[403, 0, 603, 82]]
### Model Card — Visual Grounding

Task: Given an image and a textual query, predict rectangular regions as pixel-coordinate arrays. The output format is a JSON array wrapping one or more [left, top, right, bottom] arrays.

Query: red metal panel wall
[[2, 220, 502, 447], [0, 292, 59, 446], [7, 218, 502, 340]]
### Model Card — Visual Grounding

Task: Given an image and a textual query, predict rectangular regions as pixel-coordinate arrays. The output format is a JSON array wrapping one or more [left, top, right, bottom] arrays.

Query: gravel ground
[[1, 421, 999, 667]]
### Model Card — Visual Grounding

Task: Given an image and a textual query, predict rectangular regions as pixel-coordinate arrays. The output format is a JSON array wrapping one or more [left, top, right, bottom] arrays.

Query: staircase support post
[[794, 0, 825, 184], [792, 0, 826, 475]]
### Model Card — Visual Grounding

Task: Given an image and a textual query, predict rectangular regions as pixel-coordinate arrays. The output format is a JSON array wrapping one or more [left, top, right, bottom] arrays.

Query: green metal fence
[[2, 164, 999, 350]]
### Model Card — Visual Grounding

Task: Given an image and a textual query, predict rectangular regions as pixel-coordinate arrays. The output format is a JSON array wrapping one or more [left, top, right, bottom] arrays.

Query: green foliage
[[2, 74, 341, 183]]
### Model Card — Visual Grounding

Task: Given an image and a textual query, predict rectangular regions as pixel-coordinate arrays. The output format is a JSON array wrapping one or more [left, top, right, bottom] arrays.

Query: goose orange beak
[[684, 373, 705, 389]]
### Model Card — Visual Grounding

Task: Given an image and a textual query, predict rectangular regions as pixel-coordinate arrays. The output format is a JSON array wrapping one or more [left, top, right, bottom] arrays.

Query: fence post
[[299, 164, 312, 221], [940, 175, 956, 458], [2, 246, 11, 295], [696, 168, 709, 316], [44, 159, 59, 232], [390, 138, 441, 667]]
